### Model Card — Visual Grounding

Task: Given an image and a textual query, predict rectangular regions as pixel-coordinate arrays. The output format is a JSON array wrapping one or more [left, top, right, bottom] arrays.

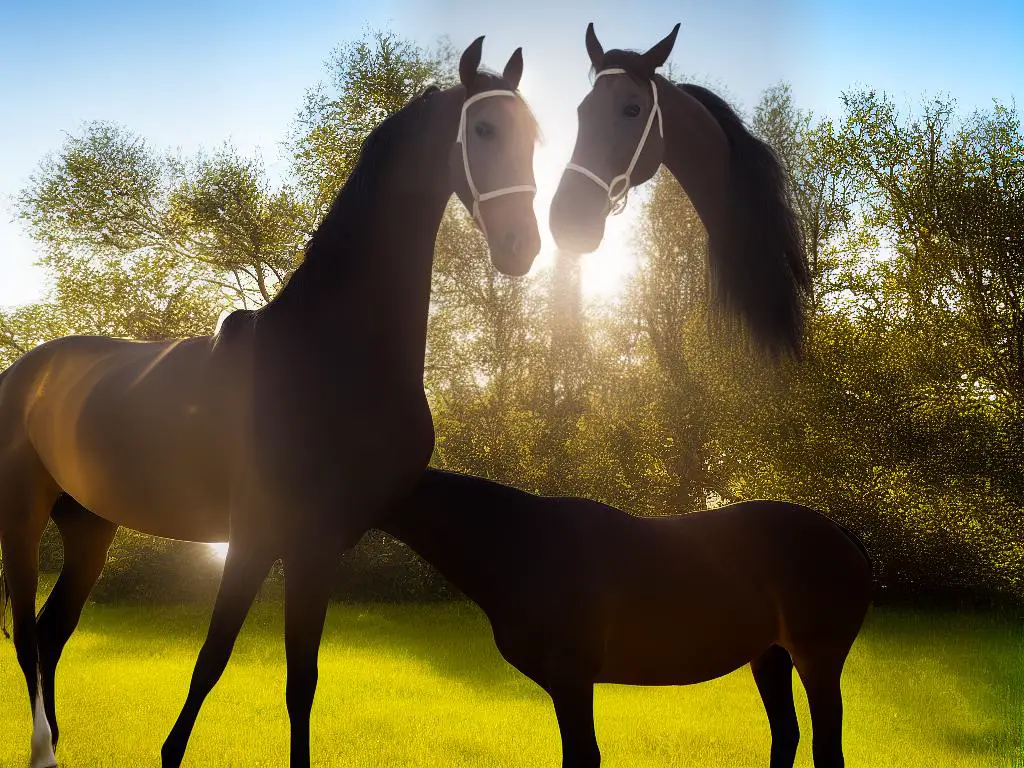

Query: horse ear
[[502, 47, 523, 90], [460, 36, 485, 89], [642, 22, 680, 70], [585, 23, 604, 70]]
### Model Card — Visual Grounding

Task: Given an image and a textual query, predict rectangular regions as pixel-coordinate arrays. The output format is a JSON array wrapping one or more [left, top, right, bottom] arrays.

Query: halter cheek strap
[[564, 68, 663, 214], [456, 89, 537, 238]]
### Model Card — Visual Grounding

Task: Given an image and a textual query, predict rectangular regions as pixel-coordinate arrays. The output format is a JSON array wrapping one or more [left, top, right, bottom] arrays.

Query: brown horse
[[0, 39, 540, 768], [550, 23, 811, 358], [380, 469, 873, 768]]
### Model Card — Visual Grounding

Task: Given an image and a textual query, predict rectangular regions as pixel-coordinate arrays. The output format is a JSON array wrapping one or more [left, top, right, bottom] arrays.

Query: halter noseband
[[457, 89, 537, 237], [564, 69, 663, 214]]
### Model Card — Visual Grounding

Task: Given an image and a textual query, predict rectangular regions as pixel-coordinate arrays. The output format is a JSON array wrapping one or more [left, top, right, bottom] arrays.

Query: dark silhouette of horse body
[[0, 39, 540, 768], [382, 470, 872, 768]]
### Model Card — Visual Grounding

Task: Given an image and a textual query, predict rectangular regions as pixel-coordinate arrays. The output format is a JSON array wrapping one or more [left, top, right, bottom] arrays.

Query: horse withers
[[381, 469, 873, 768]]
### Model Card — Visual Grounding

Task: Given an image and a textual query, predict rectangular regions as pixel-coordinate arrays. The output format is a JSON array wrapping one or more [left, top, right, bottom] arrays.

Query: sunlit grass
[[0, 598, 1020, 767]]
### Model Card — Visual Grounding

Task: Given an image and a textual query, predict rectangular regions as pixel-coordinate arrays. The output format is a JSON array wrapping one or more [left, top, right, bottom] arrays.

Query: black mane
[[264, 72, 537, 320], [593, 49, 810, 357], [306, 86, 444, 253], [265, 86, 447, 313]]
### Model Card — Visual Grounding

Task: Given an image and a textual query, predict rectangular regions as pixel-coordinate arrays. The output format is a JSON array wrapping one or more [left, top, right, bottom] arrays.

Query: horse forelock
[[591, 49, 659, 82], [468, 70, 542, 145]]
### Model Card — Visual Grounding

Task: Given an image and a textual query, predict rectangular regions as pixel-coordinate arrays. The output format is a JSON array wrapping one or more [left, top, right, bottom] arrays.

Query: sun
[[530, 131, 642, 301], [209, 542, 229, 559], [580, 207, 642, 299], [519, 73, 642, 301]]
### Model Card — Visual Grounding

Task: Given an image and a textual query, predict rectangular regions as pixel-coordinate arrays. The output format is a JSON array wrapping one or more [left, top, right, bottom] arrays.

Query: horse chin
[[549, 184, 608, 254], [551, 220, 606, 255], [490, 248, 536, 278], [486, 218, 540, 277]]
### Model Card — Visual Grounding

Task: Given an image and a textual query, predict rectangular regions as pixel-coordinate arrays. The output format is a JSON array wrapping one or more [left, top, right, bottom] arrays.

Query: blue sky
[[1, 0, 1021, 306]]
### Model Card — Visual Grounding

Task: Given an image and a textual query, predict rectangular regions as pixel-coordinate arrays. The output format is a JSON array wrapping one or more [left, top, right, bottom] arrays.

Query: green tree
[[290, 30, 458, 218], [426, 203, 551, 489], [166, 146, 309, 305], [839, 90, 1024, 411], [0, 302, 70, 369], [16, 121, 302, 313]]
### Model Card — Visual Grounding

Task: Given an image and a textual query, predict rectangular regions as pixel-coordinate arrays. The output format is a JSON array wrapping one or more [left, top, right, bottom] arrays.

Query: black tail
[[0, 555, 9, 640], [679, 83, 811, 358], [835, 521, 874, 575]]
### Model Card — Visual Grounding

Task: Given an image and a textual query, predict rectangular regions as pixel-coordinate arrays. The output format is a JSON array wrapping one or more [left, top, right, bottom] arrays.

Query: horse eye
[[475, 121, 495, 139], [622, 104, 642, 118]]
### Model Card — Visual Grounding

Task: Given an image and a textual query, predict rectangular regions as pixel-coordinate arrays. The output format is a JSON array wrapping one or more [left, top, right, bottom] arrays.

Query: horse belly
[[80, 413, 230, 541], [598, 585, 777, 686], [45, 433, 230, 542], [90, 482, 230, 543]]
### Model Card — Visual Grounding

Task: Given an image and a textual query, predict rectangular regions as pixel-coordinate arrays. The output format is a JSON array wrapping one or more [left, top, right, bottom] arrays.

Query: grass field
[[1, 591, 1021, 767]]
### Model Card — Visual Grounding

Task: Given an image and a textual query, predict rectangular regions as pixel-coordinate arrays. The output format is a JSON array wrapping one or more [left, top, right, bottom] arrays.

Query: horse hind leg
[[792, 653, 847, 768], [36, 494, 117, 752], [0, 467, 61, 768], [541, 650, 601, 768], [751, 644, 799, 768]]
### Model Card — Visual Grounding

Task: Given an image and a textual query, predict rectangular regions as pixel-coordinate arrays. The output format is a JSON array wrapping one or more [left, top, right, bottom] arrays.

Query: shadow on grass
[[849, 608, 1023, 761], [74, 597, 534, 698], [942, 726, 1021, 761], [70, 595, 1024, 742]]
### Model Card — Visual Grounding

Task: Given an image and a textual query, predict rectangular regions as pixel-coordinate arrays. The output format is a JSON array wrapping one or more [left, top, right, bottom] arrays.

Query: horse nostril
[[502, 231, 519, 255]]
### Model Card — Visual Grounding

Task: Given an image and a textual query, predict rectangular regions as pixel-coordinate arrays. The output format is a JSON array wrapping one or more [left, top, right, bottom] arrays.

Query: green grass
[[1, 593, 1021, 767]]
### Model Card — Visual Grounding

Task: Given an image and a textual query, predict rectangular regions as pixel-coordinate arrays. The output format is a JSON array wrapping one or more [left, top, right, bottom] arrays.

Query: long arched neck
[[262, 86, 466, 382], [380, 471, 525, 610], [655, 76, 731, 240]]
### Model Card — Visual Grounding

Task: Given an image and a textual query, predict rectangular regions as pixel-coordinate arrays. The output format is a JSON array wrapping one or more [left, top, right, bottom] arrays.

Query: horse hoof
[[30, 731, 57, 768], [30, 751, 57, 768]]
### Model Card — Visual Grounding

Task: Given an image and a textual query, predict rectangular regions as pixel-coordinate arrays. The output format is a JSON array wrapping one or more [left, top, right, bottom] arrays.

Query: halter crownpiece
[[564, 68, 663, 214], [456, 89, 537, 238]]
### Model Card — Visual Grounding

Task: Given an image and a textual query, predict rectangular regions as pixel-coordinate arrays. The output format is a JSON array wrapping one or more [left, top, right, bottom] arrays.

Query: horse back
[[0, 333, 243, 537], [632, 500, 872, 594], [596, 500, 872, 684]]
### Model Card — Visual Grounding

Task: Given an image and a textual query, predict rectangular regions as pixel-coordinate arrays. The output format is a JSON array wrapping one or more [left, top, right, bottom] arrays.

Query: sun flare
[[209, 542, 229, 559], [520, 74, 643, 302]]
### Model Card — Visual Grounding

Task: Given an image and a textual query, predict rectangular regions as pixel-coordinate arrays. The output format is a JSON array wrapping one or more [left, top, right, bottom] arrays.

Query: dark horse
[[0, 39, 540, 768], [381, 469, 873, 768], [550, 23, 811, 357]]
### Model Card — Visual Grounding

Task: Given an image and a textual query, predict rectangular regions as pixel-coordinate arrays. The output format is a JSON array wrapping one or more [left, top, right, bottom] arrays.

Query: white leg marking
[[30, 666, 56, 768]]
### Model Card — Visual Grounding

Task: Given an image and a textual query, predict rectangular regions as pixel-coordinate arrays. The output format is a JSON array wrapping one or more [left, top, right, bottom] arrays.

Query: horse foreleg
[[160, 540, 273, 768], [751, 644, 799, 768], [36, 495, 117, 751], [547, 662, 600, 768], [282, 546, 334, 768]]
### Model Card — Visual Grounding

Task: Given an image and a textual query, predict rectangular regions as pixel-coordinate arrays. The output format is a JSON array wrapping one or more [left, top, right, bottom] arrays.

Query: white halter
[[456, 89, 537, 237], [564, 69, 663, 214]]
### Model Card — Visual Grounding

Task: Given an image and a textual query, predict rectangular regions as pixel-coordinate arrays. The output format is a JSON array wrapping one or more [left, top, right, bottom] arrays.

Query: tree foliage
[[7, 33, 1022, 606], [14, 120, 300, 320], [839, 91, 1024, 409], [290, 30, 459, 218]]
